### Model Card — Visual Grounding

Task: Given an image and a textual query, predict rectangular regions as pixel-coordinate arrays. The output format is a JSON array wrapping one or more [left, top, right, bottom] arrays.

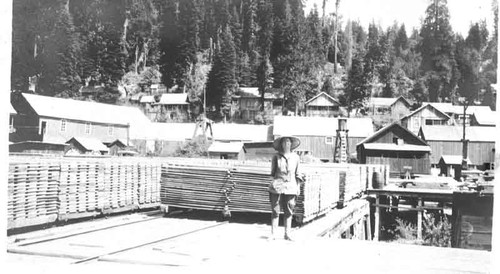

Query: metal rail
[[72, 221, 229, 264], [18, 211, 164, 247]]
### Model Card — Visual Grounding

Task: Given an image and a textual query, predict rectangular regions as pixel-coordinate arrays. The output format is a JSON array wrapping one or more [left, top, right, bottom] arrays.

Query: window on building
[[325, 136, 334, 144], [108, 125, 114, 136], [60, 119, 67, 132], [85, 122, 92, 135]]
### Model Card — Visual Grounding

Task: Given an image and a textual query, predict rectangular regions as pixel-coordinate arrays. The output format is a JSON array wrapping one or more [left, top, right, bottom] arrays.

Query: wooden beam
[[365, 214, 372, 241], [372, 204, 445, 211], [417, 198, 423, 241], [374, 196, 380, 241]]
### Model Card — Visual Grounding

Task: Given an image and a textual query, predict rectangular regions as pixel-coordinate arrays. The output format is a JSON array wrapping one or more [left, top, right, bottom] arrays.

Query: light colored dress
[[269, 153, 301, 195]]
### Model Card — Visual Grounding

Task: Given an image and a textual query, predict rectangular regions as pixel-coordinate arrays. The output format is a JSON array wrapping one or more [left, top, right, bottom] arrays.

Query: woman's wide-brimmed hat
[[273, 135, 301, 151]]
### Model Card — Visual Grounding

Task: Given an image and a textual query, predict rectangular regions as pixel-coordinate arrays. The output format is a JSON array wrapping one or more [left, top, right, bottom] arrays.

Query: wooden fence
[[8, 156, 388, 230]]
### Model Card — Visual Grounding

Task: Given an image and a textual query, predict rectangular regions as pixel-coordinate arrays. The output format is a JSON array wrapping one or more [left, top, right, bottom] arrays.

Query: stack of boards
[[8, 161, 60, 229], [160, 161, 371, 223], [8, 158, 162, 230]]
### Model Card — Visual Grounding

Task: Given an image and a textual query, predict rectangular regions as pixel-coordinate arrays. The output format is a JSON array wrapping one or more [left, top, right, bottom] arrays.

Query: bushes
[[174, 136, 210, 158], [387, 212, 452, 247]]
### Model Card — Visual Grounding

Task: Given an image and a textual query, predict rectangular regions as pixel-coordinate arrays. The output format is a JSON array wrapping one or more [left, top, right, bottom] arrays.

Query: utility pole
[[333, 0, 340, 74], [458, 97, 469, 174]]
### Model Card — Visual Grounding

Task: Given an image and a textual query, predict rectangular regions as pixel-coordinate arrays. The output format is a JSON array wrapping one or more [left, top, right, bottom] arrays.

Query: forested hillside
[[11, 0, 498, 120]]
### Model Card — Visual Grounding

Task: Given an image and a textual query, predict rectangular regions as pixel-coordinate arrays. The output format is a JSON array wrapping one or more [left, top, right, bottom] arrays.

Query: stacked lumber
[[7, 161, 60, 229], [226, 166, 272, 213], [101, 161, 139, 213], [161, 164, 232, 211], [137, 161, 161, 208], [58, 160, 102, 219], [296, 168, 341, 223]]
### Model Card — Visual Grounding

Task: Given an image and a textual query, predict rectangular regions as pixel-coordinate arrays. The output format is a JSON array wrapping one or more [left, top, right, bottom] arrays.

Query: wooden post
[[374, 196, 380, 241], [365, 214, 372, 241], [417, 198, 423, 241]]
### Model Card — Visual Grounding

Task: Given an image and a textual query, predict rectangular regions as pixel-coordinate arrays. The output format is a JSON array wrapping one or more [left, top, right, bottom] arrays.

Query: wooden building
[[426, 102, 495, 127], [304, 92, 340, 117], [130, 122, 272, 157], [438, 155, 471, 180], [369, 96, 411, 119], [139, 95, 157, 121], [231, 87, 283, 122], [9, 141, 68, 155], [105, 139, 128, 156], [418, 125, 496, 170], [10, 93, 145, 145], [66, 137, 109, 155], [470, 107, 496, 126], [208, 142, 246, 160], [243, 142, 274, 161], [156, 93, 190, 122], [273, 116, 374, 162], [401, 103, 452, 134], [357, 122, 431, 176]]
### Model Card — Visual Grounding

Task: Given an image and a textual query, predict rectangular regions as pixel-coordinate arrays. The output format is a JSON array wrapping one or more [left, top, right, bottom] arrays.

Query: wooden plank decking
[[5, 210, 493, 273]]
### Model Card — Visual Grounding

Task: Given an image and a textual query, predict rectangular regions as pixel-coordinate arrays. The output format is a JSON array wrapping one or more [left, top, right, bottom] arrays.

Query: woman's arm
[[270, 155, 277, 177]]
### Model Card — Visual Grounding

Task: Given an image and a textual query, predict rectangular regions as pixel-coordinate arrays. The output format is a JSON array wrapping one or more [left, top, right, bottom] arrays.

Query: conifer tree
[[419, 0, 458, 102]]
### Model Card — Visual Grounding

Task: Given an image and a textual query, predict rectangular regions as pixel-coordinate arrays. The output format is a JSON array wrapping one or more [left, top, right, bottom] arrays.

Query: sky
[[306, 0, 496, 36]]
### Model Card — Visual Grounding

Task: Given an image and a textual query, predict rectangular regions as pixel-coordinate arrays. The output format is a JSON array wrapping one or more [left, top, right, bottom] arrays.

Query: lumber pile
[[7, 161, 60, 229], [8, 157, 165, 229], [161, 164, 232, 211], [137, 162, 161, 207], [58, 160, 102, 219]]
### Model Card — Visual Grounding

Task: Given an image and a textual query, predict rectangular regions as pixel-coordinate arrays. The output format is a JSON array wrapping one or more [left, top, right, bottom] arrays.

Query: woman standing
[[269, 136, 305, 241]]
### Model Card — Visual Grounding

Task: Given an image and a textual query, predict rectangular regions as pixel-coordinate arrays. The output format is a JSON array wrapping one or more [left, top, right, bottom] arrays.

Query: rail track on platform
[[8, 210, 234, 266]]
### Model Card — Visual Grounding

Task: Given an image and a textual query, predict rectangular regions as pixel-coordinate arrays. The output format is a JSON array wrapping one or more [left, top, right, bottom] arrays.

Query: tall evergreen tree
[[11, 0, 41, 92], [206, 25, 237, 120], [345, 51, 369, 116], [37, 0, 82, 96], [419, 0, 458, 102]]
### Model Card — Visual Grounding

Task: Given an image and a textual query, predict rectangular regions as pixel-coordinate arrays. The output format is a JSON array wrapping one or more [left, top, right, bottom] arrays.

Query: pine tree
[[37, 0, 82, 97], [419, 0, 458, 102], [11, 0, 41, 92], [206, 25, 237, 120], [345, 51, 369, 116], [123, 0, 161, 74]]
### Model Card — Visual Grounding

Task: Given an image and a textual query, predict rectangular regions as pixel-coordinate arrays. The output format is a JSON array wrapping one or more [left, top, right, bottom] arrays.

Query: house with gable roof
[[10, 92, 150, 145], [231, 87, 283, 122], [425, 102, 495, 126], [156, 93, 190, 122], [357, 122, 431, 176], [304, 92, 341, 117], [369, 96, 412, 119], [400, 103, 452, 134]]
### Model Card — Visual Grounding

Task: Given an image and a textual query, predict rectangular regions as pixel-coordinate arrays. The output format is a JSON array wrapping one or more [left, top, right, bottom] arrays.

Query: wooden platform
[[5, 210, 492, 273]]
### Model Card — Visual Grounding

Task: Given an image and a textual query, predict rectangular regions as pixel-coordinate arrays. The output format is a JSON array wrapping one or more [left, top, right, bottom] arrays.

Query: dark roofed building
[[357, 122, 431, 176]]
